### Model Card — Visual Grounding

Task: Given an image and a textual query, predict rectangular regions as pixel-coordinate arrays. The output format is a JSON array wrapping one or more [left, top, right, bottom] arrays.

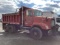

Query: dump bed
[[2, 13, 21, 24]]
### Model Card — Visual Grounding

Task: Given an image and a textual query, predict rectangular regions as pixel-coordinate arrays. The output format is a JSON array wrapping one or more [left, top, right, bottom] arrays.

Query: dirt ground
[[0, 22, 60, 45]]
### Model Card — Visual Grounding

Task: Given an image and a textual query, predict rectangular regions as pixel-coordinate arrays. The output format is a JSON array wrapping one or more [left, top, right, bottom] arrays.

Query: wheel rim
[[5, 25, 9, 32], [30, 27, 42, 40], [32, 29, 41, 39], [34, 32, 38, 36]]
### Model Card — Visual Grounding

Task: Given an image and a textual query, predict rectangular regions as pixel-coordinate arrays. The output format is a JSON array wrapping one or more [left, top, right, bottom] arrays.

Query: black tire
[[4, 25, 9, 32], [9, 25, 18, 33], [30, 27, 42, 40], [5, 25, 18, 33]]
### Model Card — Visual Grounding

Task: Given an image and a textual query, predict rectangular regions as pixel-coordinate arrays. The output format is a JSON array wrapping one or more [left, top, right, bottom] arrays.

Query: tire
[[30, 27, 43, 40], [9, 25, 18, 33], [5, 25, 18, 33], [4, 25, 9, 32]]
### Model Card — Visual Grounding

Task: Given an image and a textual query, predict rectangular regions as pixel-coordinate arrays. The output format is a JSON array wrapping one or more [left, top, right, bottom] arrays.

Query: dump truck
[[2, 6, 59, 40]]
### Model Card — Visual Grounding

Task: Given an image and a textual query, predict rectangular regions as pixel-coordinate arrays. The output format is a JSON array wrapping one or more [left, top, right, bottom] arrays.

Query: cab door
[[25, 9, 33, 26]]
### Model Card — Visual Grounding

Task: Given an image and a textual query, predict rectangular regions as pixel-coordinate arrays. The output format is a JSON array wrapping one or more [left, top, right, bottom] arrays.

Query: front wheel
[[30, 27, 43, 40]]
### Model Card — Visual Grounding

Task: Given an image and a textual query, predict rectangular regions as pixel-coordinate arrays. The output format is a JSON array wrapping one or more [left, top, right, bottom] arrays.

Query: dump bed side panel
[[2, 14, 20, 24]]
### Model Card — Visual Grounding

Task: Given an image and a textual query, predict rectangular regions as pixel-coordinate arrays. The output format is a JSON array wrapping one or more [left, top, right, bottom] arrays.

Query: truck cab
[[25, 9, 52, 30]]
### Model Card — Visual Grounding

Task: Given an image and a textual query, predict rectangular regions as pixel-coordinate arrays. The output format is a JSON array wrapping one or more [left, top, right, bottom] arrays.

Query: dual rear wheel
[[5, 25, 18, 33]]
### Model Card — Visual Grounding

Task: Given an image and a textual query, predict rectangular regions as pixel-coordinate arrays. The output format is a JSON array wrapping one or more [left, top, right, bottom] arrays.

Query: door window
[[34, 10, 42, 16], [26, 10, 32, 16]]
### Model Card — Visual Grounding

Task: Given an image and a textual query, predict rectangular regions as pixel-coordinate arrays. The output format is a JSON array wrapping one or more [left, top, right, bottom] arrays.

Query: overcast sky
[[0, 0, 60, 18]]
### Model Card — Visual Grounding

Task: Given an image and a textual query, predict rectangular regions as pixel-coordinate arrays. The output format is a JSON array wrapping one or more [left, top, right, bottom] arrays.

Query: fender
[[32, 23, 51, 30]]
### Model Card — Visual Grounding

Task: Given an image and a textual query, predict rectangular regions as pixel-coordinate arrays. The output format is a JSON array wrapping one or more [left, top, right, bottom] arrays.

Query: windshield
[[56, 18, 60, 23]]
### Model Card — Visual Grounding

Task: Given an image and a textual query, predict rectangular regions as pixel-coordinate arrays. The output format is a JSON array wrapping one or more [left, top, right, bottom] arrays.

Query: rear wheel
[[9, 25, 18, 33], [4, 25, 9, 32], [30, 27, 43, 40], [5, 25, 18, 33]]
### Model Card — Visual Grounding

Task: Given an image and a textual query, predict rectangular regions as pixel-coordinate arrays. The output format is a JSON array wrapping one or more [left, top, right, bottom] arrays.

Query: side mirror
[[16, 8, 19, 13]]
